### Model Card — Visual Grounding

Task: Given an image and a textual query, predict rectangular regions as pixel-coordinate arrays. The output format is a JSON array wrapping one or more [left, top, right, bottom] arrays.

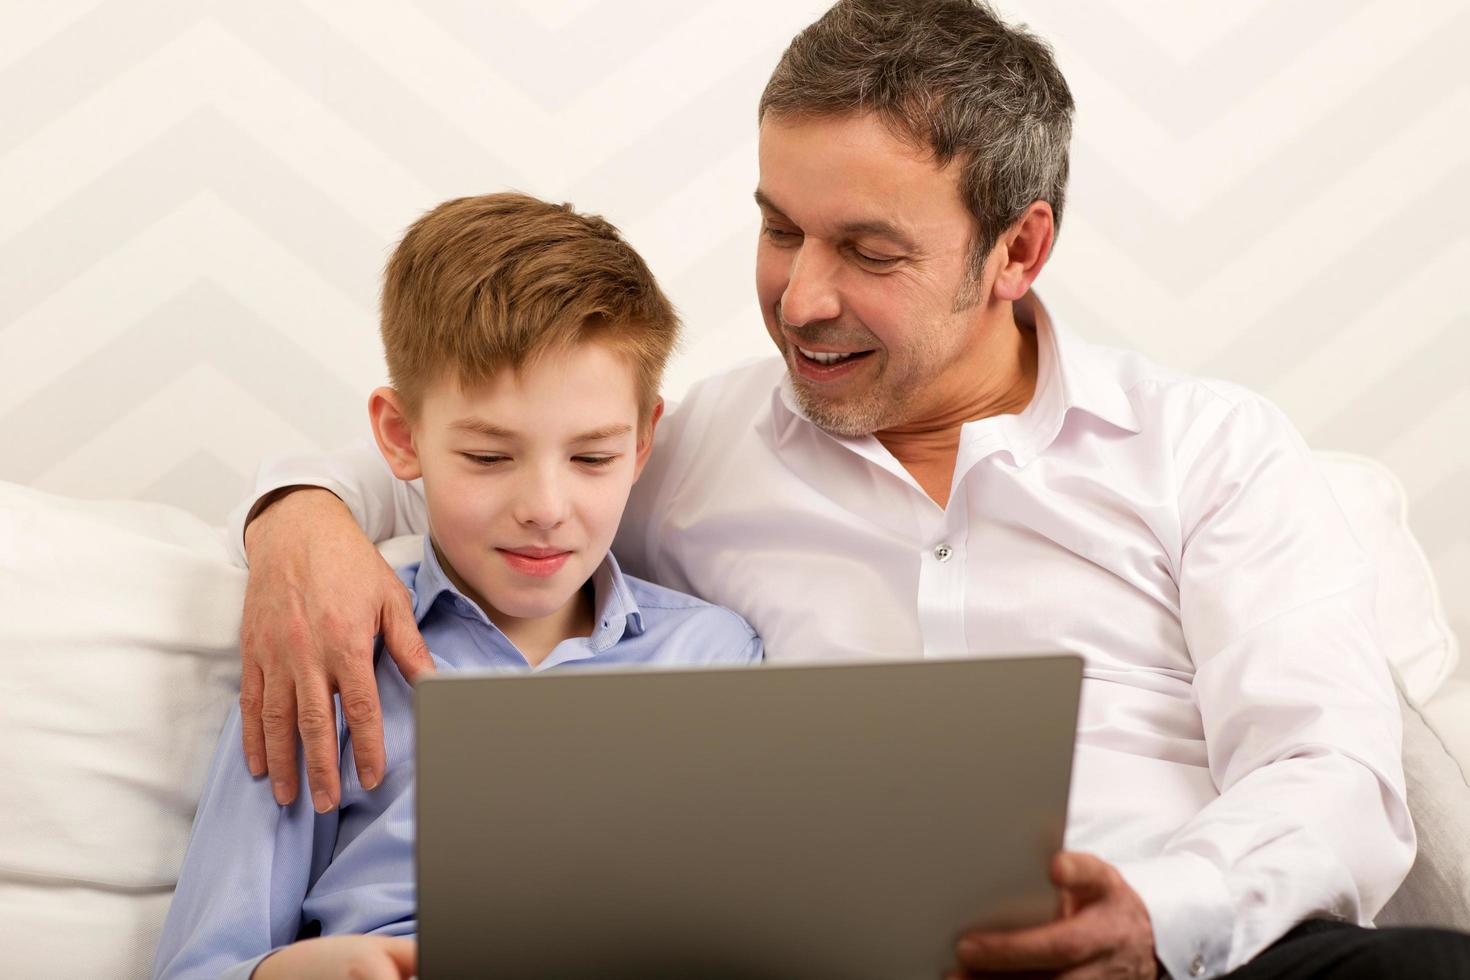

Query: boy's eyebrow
[[449, 418, 632, 442], [754, 187, 919, 253], [571, 424, 633, 442], [450, 418, 516, 439]]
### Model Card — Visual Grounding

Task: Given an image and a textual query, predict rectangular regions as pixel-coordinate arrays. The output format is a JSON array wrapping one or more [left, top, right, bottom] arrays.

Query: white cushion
[[1315, 452, 1460, 703], [1375, 676, 1470, 930], [0, 482, 243, 978], [1424, 676, 1470, 771]]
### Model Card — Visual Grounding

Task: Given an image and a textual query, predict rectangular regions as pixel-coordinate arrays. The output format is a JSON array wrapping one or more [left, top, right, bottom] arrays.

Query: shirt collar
[[773, 291, 1140, 469], [1005, 291, 1141, 464], [409, 535, 647, 652]]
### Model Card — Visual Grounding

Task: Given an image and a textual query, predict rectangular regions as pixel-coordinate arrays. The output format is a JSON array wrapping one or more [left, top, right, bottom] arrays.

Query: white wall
[[2, 0, 1466, 655]]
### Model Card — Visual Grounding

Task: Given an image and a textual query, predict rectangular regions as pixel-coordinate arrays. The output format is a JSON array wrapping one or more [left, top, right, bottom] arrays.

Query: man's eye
[[854, 249, 900, 267], [762, 225, 801, 244], [462, 453, 507, 466], [574, 455, 617, 468]]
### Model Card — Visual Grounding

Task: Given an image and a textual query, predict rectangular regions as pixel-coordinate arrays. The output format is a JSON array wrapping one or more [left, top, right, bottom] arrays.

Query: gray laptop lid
[[416, 654, 1082, 980]]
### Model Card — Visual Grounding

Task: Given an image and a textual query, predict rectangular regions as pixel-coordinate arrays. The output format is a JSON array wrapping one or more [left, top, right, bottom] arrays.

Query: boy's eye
[[462, 453, 507, 466], [574, 455, 618, 468]]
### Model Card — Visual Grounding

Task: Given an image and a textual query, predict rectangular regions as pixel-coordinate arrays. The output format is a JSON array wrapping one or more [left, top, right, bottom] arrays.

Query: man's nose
[[780, 243, 841, 328], [512, 465, 569, 530]]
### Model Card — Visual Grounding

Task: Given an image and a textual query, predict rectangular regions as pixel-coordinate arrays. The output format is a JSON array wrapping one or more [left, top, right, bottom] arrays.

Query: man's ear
[[369, 386, 423, 481], [632, 397, 665, 481], [990, 200, 1055, 303]]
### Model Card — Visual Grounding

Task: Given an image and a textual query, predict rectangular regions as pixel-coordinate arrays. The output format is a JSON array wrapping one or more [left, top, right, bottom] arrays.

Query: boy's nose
[[512, 470, 569, 529]]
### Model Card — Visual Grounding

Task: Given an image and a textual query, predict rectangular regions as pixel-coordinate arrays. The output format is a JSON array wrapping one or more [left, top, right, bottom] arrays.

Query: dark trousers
[[1222, 918, 1470, 979]]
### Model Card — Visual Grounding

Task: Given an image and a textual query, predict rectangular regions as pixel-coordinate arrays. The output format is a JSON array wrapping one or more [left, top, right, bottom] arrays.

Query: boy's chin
[[484, 581, 582, 621]]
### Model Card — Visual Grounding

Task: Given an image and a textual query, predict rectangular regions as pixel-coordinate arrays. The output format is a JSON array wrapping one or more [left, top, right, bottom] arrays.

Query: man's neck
[[875, 300, 1039, 509]]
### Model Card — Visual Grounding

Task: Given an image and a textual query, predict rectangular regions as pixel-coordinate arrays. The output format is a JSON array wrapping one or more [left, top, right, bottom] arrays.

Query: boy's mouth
[[497, 547, 572, 578]]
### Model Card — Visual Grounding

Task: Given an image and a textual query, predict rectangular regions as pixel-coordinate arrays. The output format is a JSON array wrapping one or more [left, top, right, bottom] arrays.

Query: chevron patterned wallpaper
[[2, 1, 1466, 670]]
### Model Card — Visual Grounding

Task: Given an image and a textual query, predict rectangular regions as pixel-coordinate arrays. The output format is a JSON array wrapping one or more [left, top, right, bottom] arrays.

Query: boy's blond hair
[[381, 192, 679, 424]]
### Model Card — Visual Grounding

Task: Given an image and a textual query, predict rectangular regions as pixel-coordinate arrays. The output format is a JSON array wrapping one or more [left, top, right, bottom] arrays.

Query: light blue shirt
[[152, 538, 762, 980]]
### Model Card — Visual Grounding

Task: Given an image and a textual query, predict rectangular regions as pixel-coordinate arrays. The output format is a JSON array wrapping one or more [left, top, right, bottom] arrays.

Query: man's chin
[[789, 384, 889, 438]]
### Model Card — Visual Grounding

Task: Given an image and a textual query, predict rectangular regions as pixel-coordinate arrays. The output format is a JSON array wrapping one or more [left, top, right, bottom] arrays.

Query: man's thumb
[[1052, 852, 1107, 893]]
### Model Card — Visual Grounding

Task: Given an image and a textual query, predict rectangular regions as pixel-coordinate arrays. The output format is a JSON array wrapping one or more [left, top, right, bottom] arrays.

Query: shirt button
[[1189, 954, 1205, 977], [933, 543, 953, 563]]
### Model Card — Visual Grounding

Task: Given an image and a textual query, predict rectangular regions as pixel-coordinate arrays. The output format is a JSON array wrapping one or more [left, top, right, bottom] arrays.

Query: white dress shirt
[[231, 293, 1413, 980]]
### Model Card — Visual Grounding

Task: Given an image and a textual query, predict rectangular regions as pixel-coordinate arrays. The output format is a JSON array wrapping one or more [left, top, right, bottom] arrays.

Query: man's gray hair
[[759, 0, 1074, 303]]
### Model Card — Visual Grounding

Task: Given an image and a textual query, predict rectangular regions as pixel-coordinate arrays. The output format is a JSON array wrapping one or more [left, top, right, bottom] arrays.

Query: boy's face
[[370, 338, 658, 631]]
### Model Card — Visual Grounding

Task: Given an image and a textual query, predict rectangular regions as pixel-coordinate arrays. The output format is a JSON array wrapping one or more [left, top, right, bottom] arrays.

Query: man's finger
[[337, 656, 386, 791], [260, 676, 300, 806], [381, 590, 434, 684], [238, 661, 267, 778], [956, 913, 1110, 972], [295, 667, 342, 813], [1055, 956, 1125, 980]]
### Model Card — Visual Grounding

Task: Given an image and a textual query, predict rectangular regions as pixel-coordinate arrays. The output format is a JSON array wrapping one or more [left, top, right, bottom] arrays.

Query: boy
[[152, 193, 762, 980]]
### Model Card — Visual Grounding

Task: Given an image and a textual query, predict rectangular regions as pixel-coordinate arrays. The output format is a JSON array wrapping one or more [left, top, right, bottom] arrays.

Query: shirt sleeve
[[1114, 393, 1415, 980], [224, 438, 428, 567], [151, 705, 341, 980]]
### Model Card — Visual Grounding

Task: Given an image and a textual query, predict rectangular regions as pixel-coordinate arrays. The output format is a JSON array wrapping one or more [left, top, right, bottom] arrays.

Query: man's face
[[406, 340, 652, 629], [755, 112, 985, 436]]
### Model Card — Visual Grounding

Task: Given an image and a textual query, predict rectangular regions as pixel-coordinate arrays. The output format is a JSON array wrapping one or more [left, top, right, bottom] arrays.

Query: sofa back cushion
[[0, 452, 1461, 976], [0, 482, 242, 978], [1314, 452, 1460, 702]]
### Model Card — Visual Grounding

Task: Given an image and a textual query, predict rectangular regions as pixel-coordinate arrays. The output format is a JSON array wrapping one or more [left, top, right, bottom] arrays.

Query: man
[[230, 2, 1470, 977]]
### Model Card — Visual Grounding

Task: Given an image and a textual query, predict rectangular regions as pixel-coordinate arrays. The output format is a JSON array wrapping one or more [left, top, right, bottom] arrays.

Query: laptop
[[416, 654, 1082, 979]]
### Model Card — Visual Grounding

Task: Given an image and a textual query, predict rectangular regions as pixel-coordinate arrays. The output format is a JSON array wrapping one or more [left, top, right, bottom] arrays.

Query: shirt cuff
[[1114, 852, 1234, 980], [225, 477, 359, 569]]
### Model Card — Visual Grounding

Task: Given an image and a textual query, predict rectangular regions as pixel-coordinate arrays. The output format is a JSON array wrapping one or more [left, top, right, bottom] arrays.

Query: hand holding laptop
[[950, 852, 1157, 979]]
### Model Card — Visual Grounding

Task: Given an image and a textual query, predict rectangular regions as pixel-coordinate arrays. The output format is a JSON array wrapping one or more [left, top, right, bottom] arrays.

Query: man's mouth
[[795, 345, 875, 366]]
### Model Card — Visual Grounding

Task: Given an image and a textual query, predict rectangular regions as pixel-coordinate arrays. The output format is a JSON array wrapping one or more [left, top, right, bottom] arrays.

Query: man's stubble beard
[[787, 328, 948, 438]]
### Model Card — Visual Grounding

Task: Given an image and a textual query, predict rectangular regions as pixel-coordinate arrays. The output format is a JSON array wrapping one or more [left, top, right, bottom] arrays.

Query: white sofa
[[1, 453, 1467, 979]]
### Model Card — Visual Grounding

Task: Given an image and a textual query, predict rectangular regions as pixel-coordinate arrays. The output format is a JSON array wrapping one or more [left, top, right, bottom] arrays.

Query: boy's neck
[[429, 539, 597, 668]]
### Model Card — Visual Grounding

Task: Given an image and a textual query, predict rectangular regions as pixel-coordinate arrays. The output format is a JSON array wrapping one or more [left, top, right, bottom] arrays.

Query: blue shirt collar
[[409, 535, 647, 654]]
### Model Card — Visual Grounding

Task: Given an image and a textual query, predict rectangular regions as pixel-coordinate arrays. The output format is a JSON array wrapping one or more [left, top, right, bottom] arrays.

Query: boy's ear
[[632, 397, 664, 481], [369, 386, 423, 481]]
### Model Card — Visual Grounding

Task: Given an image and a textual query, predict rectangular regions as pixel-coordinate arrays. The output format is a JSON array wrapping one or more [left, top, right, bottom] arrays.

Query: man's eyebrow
[[449, 418, 632, 442], [754, 188, 918, 253], [753, 188, 787, 216]]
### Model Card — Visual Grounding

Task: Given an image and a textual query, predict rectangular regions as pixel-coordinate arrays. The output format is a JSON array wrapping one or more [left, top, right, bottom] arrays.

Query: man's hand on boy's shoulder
[[241, 487, 435, 813], [253, 935, 416, 980]]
